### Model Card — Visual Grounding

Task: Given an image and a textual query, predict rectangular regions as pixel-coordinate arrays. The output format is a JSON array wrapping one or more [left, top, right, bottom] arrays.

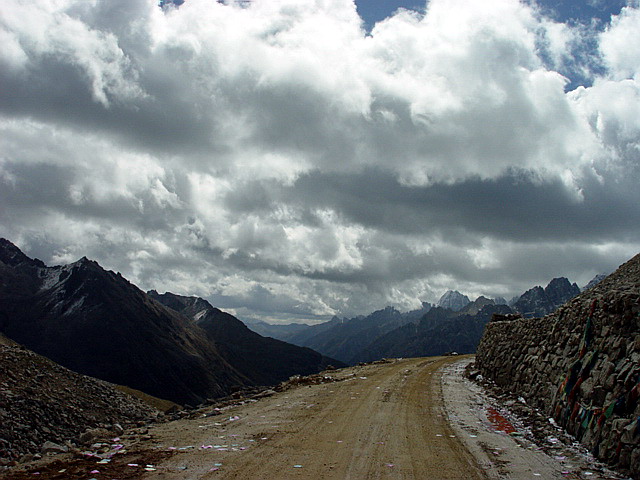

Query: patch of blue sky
[[533, 21, 603, 91], [355, 0, 629, 89], [356, 0, 628, 28], [355, 0, 425, 31], [532, 0, 627, 89], [534, 0, 626, 24]]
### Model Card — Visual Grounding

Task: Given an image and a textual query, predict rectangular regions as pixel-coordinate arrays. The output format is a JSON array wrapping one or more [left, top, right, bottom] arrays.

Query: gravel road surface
[[145, 356, 486, 479]]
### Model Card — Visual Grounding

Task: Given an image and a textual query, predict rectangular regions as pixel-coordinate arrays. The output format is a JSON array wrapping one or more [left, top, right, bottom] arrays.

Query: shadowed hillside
[[148, 291, 345, 385]]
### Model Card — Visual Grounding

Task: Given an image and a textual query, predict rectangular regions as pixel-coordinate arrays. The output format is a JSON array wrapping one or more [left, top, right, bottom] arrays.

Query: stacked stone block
[[476, 254, 640, 478]]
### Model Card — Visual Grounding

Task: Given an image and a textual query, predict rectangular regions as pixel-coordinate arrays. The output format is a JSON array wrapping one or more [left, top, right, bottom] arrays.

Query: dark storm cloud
[[226, 167, 640, 242], [0, 54, 227, 159]]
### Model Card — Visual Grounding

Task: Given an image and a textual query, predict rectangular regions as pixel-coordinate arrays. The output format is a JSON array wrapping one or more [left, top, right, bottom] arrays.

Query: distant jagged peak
[[470, 295, 495, 306], [437, 290, 471, 312], [72, 255, 95, 266], [582, 273, 608, 292], [512, 276, 581, 318], [473, 295, 494, 304], [460, 296, 495, 315], [0, 238, 45, 268], [544, 277, 580, 306], [545, 276, 579, 294], [493, 297, 508, 305]]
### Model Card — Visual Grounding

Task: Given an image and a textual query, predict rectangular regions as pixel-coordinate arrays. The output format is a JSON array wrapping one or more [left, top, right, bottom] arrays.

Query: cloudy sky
[[1, 0, 639, 324]]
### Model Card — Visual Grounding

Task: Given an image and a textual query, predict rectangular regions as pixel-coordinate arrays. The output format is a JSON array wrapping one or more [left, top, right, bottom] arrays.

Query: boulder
[[41, 441, 67, 454]]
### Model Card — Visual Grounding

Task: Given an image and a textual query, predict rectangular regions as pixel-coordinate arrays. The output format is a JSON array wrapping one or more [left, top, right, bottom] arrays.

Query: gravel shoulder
[[442, 357, 628, 480]]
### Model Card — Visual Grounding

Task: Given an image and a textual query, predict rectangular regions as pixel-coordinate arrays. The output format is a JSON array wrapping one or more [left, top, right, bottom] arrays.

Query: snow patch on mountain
[[437, 290, 471, 312], [38, 267, 63, 291], [62, 295, 86, 316]]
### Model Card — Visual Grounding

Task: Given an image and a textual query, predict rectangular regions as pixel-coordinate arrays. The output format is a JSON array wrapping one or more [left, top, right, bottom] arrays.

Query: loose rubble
[[0, 344, 160, 469]]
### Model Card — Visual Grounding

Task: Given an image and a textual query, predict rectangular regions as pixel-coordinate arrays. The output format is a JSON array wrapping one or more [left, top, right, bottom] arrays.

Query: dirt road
[[145, 356, 487, 479], [4, 356, 625, 479]]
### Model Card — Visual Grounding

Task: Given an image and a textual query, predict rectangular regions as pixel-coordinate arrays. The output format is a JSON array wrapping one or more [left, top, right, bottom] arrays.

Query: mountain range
[[278, 303, 433, 364], [249, 276, 599, 365], [354, 302, 513, 363], [0, 239, 342, 405], [0, 236, 605, 400]]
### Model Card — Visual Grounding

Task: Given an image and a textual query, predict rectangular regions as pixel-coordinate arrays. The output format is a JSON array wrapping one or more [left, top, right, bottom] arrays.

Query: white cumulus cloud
[[0, 0, 639, 322]]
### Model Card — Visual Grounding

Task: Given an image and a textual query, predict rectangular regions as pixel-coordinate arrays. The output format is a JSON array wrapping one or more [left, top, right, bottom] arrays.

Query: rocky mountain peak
[[493, 297, 508, 305], [0, 238, 45, 268], [475, 295, 494, 304], [544, 277, 580, 306], [460, 296, 496, 315], [72, 256, 95, 267], [582, 273, 607, 291], [437, 290, 471, 312], [513, 277, 581, 318], [147, 291, 220, 325]]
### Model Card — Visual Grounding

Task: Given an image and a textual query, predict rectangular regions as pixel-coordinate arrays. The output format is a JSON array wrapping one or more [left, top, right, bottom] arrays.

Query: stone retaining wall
[[476, 258, 640, 478]]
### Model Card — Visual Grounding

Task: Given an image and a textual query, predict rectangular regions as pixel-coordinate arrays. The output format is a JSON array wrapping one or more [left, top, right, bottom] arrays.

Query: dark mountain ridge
[[0, 240, 247, 405], [148, 291, 344, 386], [0, 239, 339, 405], [354, 303, 514, 363], [284, 304, 432, 364], [512, 277, 580, 317]]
